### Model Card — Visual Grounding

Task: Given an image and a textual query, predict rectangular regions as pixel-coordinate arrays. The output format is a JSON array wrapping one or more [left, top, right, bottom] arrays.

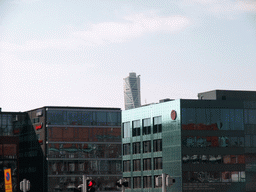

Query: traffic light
[[87, 180, 96, 192]]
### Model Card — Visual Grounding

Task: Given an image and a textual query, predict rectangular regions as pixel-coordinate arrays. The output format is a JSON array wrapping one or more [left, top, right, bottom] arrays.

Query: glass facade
[[0, 113, 25, 192], [46, 107, 122, 192], [122, 99, 256, 192], [122, 100, 181, 192]]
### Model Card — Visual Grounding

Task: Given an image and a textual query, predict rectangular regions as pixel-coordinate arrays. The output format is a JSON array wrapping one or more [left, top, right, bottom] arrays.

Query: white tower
[[123, 72, 141, 110]]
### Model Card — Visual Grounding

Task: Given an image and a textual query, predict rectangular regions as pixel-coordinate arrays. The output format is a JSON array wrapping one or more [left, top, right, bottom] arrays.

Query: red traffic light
[[88, 180, 96, 187]]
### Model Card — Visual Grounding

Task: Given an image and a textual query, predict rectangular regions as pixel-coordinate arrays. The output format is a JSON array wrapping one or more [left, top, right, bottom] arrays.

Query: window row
[[123, 157, 162, 172], [182, 136, 245, 148], [122, 116, 162, 138], [124, 175, 162, 189], [123, 140, 162, 155], [183, 171, 245, 183], [48, 127, 121, 142], [182, 155, 245, 164], [47, 110, 121, 126], [48, 160, 121, 175], [48, 176, 121, 192], [48, 143, 121, 158], [182, 108, 244, 130]]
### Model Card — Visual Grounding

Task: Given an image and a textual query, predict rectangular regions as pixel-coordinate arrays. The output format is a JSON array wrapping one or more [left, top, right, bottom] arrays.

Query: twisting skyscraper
[[123, 72, 141, 110]]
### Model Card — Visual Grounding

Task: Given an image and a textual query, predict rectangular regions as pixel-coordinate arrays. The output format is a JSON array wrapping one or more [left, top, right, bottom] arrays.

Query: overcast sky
[[1, 0, 256, 112]]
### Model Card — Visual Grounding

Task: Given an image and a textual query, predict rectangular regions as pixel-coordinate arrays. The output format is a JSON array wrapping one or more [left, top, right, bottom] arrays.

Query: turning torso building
[[123, 72, 141, 110]]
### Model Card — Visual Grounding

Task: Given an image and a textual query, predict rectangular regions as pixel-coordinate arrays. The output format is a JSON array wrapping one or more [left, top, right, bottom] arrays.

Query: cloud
[[74, 12, 190, 44], [190, 0, 256, 13], [0, 12, 190, 51], [11, 0, 40, 4]]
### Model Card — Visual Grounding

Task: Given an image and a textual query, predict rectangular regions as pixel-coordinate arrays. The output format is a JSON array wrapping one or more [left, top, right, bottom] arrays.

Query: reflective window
[[183, 171, 245, 183], [246, 109, 256, 124], [153, 116, 162, 133], [123, 122, 130, 138], [48, 127, 121, 142], [132, 120, 140, 137], [143, 118, 151, 135], [143, 158, 151, 170], [132, 142, 140, 154], [96, 112, 107, 125], [153, 157, 162, 170], [182, 136, 246, 148], [153, 139, 162, 152], [123, 160, 131, 172], [48, 143, 121, 158], [182, 108, 244, 131], [183, 154, 244, 164], [133, 177, 141, 188], [133, 159, 141, 171], [143, 141, 151, 153], [143, 176, 152, 188], [123, 143, 130, 155], [81, 111, 92, 125], [47, 110, 120, 126]]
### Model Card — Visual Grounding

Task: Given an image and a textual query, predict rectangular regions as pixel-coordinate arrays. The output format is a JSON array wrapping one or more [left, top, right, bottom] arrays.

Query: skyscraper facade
[[124, 72, 141, 110]]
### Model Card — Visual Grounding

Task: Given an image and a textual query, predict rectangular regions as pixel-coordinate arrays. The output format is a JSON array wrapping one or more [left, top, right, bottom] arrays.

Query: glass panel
[[230, 137, 238, 147], [195, 108, 206, 124], [221, 109, 230, 130], [47, 110, 67, 125], [96, 112, 107, 125], [222, 171, 231, 182], [231, 171, 239, 182], [248, 109, 256, 124], [239, 137, 245, 147], [81, 111, 92, 125], [67, 111, 81, 125], [210, 109, 221, 125], [107, 112, 118, 125], [133, 120, 140, 128], [235, 109, 244, 130], [186, 108, 196, 124], [123, 122, 130, 138], [245, 135, 251, 147]]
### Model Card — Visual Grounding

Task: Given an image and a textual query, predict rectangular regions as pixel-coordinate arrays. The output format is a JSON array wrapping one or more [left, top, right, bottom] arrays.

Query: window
[[143, 158, 151, 171], [123, 122, 130, 138], [123, 144, 130, 155], [133, 159, 141, 171], [182, 136, 245, 148], [154, 157, 162, 170], [143, 176, 152, 188], [132, 142, 141, 154], [143, 141, 151, 153], [133, 177, 141, 188], [153, 116, 162, 133], [132, 120, 140, 136], [123, 178, 131, 188], [143, 118, 151, 135], [32, 117, 40, 124], [154, 175, 162, 188], [123, 161, 131, 172], [153, 139, 162, 152]]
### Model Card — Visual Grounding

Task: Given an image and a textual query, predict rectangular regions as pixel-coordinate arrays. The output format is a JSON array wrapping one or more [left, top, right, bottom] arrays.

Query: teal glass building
[[122, 90, 256, 192]]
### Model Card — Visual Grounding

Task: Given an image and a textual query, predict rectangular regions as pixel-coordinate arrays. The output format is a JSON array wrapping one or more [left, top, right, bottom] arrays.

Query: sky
[[1, 0, 256, 112]]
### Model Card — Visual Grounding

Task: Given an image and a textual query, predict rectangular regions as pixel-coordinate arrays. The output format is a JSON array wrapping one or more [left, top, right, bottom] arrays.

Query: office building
[[122, 90, 256, 192], [123, 72, 141, 110], [0, 111, 45, 192], [26, 106, 122, 192]]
